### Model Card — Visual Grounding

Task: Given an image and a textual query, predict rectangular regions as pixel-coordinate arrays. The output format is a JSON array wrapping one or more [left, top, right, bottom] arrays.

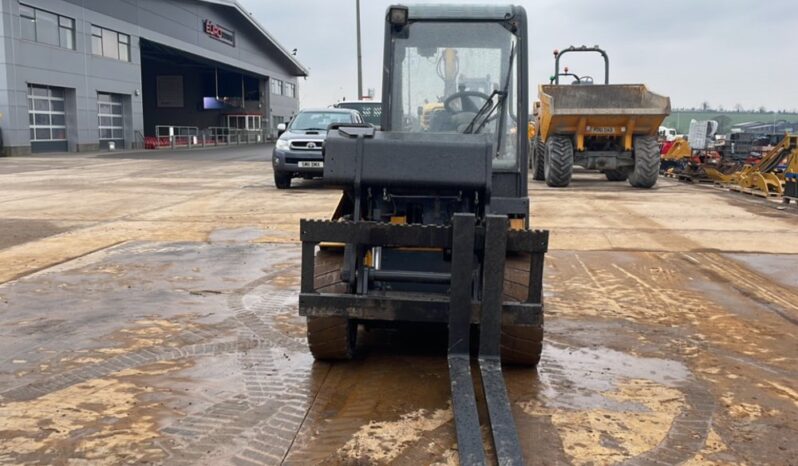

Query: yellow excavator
[[707, 134, 797, 196]]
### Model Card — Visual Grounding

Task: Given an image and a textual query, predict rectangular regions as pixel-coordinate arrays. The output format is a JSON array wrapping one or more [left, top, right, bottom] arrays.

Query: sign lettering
[[203, 20, 235, 46]]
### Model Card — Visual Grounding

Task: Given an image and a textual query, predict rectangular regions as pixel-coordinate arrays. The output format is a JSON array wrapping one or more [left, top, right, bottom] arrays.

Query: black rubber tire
[[628, 136, 660, 188], [544, 136, 573, 187], [273, 170, 292, 189], [604, 169, 629, 182], [530, 137, 545, 181], [501, 254, 543, 367], [306, 250, 356, 360]]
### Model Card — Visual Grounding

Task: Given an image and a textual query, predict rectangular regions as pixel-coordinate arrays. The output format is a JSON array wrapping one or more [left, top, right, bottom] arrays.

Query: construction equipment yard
[[0, 145, 796, 465]]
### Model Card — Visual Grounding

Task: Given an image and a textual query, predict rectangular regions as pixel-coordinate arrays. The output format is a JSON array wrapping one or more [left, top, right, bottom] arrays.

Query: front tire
[[530, 137, 545, 181], [544, 136, 573, 187], [274, 170, 292, 189], [306, 250, 357, 360], [628, 136, 660, 188], [501, 254, 543, 366]]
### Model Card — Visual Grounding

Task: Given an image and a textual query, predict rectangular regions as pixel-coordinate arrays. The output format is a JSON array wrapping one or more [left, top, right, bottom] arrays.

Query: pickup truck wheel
[[544, 136, 573, 187], [307, 250, 356, 360], [273, 170, 292, 189], [604, 169, 629, 181], [501, 253, 543, 367], [530, 137, 545, 181], [628, 136, 660, 188]]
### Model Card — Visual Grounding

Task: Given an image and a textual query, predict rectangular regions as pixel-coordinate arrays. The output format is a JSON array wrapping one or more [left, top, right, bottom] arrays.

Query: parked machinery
[[299, 5, 546, 464], [708, 134, 797, 196], [530, 46, 671, 188], [660, 137, 692, 173], [785, 143, 798, 202]]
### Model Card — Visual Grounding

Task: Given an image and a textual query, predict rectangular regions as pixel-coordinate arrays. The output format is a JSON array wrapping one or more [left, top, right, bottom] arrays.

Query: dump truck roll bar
[[554, 45, 610, 84]]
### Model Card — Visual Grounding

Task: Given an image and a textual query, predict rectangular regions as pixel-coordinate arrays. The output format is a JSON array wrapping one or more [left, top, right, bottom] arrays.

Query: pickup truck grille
[[290, 140, 324, 151]]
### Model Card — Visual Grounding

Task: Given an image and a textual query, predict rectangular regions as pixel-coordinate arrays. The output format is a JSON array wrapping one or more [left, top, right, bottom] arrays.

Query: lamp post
[[356, 0, 363, 100]]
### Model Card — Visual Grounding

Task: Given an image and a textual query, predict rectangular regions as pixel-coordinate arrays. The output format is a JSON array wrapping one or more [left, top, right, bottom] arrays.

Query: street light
[[356, 0, 363, 100]]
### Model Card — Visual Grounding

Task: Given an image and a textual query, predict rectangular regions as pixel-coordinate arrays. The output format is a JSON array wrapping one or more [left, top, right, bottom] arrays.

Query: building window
[[91, 25, 130, 61], [28, 84, 67, 141], [284, 82, 296, 98], [97, 93, 124, 141], [19, 4, 75, 50], [271, 79, 283, 96]]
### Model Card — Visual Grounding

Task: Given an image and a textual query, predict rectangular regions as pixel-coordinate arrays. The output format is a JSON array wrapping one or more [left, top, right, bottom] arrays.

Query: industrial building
[[0, 0, 307, 155]]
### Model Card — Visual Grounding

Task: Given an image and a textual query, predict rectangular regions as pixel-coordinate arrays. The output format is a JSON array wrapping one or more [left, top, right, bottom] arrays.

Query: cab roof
[[404, 4, 519, 21]]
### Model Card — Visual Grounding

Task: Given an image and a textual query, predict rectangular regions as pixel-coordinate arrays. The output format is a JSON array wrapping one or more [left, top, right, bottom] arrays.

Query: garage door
[[98, 93, 124, 149], [28, 84, 68, 153]]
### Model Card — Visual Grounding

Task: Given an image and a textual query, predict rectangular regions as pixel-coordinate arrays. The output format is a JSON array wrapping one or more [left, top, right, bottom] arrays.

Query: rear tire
[[306, 249, 356, 360], [501, 254, 543, 366], [544, 136, 573, 187], [274, 170, 292, 189], [530, 137, 545, 181], [628, 136, 660, 188], [604, 169, 628, 182]]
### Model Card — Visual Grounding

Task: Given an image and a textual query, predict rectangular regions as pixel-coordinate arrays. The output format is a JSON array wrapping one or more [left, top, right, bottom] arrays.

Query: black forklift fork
[[299, 214, 548, 465], [449, 213, 523, 465]]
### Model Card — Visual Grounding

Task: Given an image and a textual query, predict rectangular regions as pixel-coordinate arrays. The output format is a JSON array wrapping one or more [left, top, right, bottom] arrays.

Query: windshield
[[391, 22, 518, 168], [289, 112, 353, 131], [337, 102, 382, 126]]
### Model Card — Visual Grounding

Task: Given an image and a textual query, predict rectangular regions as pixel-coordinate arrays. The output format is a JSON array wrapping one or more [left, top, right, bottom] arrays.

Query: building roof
[[199, 0, 308, 77]]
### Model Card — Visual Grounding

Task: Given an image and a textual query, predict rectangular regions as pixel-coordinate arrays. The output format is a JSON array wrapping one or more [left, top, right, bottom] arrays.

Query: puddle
[[538, 344, 690, 411], [724, 253, 798, 289], [518, 344, 700, 465]]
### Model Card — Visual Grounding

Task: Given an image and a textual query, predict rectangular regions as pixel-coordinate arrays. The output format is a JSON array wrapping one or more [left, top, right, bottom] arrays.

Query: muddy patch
[[0, 360, 189, 465]]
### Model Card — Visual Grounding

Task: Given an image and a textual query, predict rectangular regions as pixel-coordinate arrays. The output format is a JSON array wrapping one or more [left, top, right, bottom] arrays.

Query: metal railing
[[145, 125, 266, 150]]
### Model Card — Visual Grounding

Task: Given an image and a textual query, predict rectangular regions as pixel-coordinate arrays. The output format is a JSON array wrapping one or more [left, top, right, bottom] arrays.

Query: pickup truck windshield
[[290, 112, 353, 131]]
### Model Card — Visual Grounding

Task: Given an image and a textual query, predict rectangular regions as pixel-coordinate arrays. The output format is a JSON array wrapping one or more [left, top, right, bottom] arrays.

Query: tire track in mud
[[0, 333, 259, 403], [157, 268, 324, 466], [685, 252, 798, 326]]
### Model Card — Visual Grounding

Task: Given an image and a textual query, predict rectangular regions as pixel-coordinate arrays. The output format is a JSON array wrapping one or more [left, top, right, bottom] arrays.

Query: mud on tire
[[306, 249, 356, 360], [628, 136, 660, 188], [544, 135, 573, 187], [530, 137, 545, 181], [501, 253, 543, 366]]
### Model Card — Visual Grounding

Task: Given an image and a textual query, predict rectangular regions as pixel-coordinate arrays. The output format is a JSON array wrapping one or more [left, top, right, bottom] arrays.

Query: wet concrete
[[0, 150, 797, 465], [1, 242, 796, 465]]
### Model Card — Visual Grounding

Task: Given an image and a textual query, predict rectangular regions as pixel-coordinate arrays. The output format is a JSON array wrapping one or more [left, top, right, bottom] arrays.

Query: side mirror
[[277, 123, 286, 137]]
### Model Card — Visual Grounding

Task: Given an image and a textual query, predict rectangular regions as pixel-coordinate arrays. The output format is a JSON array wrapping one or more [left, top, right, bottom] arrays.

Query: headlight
[[275, 139, 290, 150]]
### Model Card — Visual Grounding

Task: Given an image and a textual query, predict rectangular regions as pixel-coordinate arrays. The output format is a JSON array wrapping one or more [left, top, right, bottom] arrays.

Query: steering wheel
[[444, 90, 491, 114]]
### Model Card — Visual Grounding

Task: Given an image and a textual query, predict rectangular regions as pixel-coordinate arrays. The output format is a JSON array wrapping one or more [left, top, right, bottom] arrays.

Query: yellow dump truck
[[531, 46, 671, 188]]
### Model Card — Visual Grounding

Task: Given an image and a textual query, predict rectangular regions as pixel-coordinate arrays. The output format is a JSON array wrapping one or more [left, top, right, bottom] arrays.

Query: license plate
[[590, 127, 616, 134], [298, 161, 323, 168]]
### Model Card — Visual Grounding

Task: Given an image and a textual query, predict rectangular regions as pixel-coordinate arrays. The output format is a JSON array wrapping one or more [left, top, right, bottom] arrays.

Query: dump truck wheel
[[501, 254, 543, 366], [544, 136, 573, 187], [274, 170, 292, 189], [604, 169, 628, 181], [307, 250, 356, 360], [530, 137, 545, 181], [628, 136, 660, 188]]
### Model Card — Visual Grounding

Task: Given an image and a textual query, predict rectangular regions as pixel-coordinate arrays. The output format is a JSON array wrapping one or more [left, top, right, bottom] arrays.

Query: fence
[[144, 126, 264, 150]]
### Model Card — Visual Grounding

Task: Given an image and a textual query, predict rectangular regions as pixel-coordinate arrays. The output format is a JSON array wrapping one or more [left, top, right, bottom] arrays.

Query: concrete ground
[[0, 145, 796, 465]]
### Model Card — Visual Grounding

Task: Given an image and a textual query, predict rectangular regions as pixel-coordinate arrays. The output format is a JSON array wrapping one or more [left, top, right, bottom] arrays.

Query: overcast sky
[[239, 0, 797, 111]]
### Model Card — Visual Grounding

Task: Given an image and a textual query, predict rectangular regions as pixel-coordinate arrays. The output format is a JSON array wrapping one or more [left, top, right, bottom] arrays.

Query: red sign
[[203, 20, 235, 46]]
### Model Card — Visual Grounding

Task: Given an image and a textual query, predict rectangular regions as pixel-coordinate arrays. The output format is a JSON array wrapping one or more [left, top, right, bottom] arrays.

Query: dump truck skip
[[531, 46, 671, 188]]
